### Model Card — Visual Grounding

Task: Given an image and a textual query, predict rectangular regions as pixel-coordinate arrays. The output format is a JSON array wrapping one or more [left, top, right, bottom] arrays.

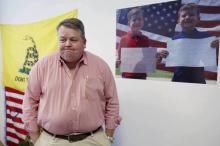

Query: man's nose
[[185, 15, 190, 19], [65, 40, 72, 46]]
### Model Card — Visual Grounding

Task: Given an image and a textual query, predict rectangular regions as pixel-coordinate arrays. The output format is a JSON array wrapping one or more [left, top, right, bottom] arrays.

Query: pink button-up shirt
[[22, 51, 121, 135]]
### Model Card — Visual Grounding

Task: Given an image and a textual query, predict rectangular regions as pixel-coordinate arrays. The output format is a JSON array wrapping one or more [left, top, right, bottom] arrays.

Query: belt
[[43, 126, 102, 142]]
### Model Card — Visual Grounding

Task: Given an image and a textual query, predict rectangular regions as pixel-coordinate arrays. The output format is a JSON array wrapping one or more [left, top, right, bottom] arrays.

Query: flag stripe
[[116, 29, 127, 37], [149, 39, 167, 48], [6, 131, 24, 142], [6, 105, 22, 114], [182, 0, 220, 6], [5, 87, 24, 95], [7, 139, 19, 146], [6, 96, 23, 104], [208, 31, 220, 37], [200, 13, 220, 21], [6, 101, 23, 109], [7, 117, 24, 130], [6, 122, 27, 135], [7, 109, 22, 119], [197, 21, 220, 28], [199, 5, 220, 13], [7, 127, 26, 139], [7, 114, 23, 124], [6, 91, 24, 101]]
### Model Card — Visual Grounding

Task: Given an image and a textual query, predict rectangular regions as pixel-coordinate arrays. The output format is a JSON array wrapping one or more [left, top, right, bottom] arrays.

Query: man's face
[[128, 14, 144, 34], [58, 26, 86, 63], [178, 9, 199, 32]]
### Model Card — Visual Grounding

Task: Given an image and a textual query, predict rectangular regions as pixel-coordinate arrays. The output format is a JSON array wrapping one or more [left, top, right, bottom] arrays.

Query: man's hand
[[156, 50, 169, 63], [116, 60, 121, 68], [210, 39, 219, 65], [211, 39, 219, 49], [29, 131, 40, 144], [105, 129, 114, 143], [105, 128, 114, 137]]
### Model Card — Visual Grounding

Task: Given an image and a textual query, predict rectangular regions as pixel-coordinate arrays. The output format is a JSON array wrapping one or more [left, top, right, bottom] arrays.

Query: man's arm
[[103, 63, 121, 138], [156, 50, 169, 63], [116, 43, 122, 68], [105, 128, 114, 137], [210, 39, 219, 65], [22, 62, 42, 143]]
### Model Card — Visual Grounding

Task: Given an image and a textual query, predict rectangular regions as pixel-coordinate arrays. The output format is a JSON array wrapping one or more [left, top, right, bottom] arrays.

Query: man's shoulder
[[173, 30, 210, 40], [120, 33, 129, 41], [85, 51, 108, 66], [194, 31, 210, 38], [36, 52, 59, 66], [85, 51, 104, 61], [85, 51, 112, 75], [140, 34, 149, 42], [29, 52, 58, 76], [172, 33, 182, 40]]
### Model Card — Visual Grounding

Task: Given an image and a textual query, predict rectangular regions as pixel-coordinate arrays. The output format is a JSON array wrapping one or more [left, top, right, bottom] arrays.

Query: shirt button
[[72, 105, 77, 110]]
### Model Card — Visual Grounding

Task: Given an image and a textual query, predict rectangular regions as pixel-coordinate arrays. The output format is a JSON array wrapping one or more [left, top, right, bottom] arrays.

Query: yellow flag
[[2, 10, 77, 91]]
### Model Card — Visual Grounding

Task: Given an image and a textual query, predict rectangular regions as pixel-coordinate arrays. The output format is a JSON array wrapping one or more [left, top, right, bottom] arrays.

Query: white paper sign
[[121, 47, 157, 73], [165, 37, 216, 67]]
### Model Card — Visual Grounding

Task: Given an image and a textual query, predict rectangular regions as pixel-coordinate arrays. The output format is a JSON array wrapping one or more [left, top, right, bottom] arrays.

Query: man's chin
[[63, 58, 77, 63], [182, 26, 195, 31], [62, 55, 82, 63]]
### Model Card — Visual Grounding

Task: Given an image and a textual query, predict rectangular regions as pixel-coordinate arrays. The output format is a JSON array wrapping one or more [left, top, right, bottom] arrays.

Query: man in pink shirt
[[22, 18, 121, 146]]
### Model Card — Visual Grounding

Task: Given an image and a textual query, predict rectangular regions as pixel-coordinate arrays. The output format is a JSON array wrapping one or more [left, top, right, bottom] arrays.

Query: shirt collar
[[181, 28, 198, 35], [127, 31, 143, 39]]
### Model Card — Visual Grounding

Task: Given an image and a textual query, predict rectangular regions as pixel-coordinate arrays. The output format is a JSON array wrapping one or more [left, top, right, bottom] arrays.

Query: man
[[163, 3, 219, 84], [22, 18, 121, 146], [116, 7, 168, 79]]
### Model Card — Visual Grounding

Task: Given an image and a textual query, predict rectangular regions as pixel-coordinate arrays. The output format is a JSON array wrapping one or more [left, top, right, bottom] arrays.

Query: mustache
[[61, 49, 77, 51]]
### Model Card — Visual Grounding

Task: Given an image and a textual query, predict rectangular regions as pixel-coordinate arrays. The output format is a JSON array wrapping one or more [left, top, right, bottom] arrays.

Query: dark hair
[[127, 7, 144, 21], [56, 18, 85, 38], [178, 3, 200, 17]]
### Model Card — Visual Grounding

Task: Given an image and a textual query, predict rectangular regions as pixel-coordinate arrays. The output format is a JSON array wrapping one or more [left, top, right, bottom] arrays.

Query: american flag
[[116, 0, 220, 80], [5, 87, 28, 146]]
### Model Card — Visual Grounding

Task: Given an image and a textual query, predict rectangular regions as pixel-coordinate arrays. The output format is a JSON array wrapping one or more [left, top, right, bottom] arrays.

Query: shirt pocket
[[83, 76, 104, 100]]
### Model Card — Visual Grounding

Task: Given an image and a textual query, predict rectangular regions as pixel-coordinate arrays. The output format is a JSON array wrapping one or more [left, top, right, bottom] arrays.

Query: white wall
[[0, 29, 6, 145], [1, 0, 220, 146]]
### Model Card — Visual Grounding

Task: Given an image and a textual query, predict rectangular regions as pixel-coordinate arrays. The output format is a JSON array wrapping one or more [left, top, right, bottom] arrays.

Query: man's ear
[[84, 38, 87, 48], [197, 15, 200, 21], [177, 17, 180, 24], [128, 20, 131, 26]]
